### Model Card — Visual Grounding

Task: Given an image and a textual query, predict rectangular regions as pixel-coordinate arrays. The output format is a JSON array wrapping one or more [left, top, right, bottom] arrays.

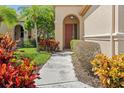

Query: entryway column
[[114, 5, 124, 55], [110, 5, 115, 56]]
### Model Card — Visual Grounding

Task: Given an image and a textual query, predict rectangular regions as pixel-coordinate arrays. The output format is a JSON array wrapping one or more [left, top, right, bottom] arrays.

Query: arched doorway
[[14, 25, 24, 46], [63, 15, 79, 49]]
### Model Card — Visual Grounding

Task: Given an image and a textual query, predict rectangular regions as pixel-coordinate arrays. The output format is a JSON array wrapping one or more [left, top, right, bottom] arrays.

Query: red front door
[[65, 24, 73, 49]]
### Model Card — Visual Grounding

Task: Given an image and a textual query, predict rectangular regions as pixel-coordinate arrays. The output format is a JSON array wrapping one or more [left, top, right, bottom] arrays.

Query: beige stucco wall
[[115, 6, 124, 55], [84, 5, 113, 56], [84, 6, 113, 35], [84, 5, 124, 56], [0, 21, 28, 41], [55, 6, 83, 50], [0, 22, 13, 38], [118, 6, 124, 33]]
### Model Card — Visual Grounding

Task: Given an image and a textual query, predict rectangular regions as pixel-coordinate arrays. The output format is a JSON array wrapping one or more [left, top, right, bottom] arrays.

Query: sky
[[9, 5, 24, 11], [8, 5, 30, 12], [8, 5, 30, 14]]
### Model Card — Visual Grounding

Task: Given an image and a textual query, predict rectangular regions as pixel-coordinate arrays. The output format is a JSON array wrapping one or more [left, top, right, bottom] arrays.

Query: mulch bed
[[71, 54, 102, 88]]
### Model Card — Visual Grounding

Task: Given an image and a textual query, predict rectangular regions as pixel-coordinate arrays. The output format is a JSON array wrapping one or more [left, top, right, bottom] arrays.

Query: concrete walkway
[[35, 52, 92, 88]]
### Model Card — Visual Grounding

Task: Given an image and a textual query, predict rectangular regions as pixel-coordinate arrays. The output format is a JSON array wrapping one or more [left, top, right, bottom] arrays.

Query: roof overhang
[[79, 5, 92, 16]]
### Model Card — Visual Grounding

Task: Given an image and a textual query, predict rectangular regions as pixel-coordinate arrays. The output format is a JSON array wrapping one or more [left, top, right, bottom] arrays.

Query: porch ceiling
[[79, 5, 92, 16]]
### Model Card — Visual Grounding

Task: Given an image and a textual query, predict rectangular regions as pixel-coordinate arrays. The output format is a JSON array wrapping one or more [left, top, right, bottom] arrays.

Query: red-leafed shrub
[[0, 59, 39, 88], [0, 33, 16, 50], [0, 33, 39, 88], [0, 33, 16, 64], [39, 38, 59, 52], [49, 39, 60, 52], [39, 39, 47, 50]]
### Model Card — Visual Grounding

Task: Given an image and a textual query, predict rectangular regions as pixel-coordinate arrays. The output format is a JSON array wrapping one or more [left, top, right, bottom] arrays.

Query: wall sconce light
[[70, 15, 74, 19]]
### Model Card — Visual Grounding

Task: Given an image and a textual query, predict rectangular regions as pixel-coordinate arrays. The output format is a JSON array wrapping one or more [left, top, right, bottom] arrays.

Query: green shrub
[[71, 40, 101, 87], [91, 54, 124, 88], [22, 40, 36, 48], [70, 40, 80, 51], [71, 40, 101, 74]]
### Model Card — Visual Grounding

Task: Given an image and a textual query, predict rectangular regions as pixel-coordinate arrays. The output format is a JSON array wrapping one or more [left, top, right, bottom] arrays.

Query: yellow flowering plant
[[91, 54, 124, 88]]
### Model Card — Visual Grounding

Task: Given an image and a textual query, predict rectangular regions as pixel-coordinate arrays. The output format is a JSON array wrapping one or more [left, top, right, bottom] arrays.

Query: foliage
[[39, 38, 59, 52], [19, 6, 55, 39], [24, 18, 34, 31], [0, 6, 17, 27], [70, 40, 80, 51], [16, 48, 51, 66], [0, 58, 39, 88], [91, 54, 124, 88], [0, 33, 16, 64], [36, 6, 55, 39], [0, 33, 39, 88], [22, 40, 36, 48], [19, 6, 43, 49]]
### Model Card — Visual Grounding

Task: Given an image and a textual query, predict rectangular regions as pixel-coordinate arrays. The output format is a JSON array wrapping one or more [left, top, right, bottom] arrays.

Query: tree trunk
[[34, 22, 38, 50]]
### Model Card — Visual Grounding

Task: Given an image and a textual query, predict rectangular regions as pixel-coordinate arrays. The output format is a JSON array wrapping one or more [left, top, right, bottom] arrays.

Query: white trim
[[84, 32, 124, 41], [84, 33, 110, 38], [113, 32, 124, 37]]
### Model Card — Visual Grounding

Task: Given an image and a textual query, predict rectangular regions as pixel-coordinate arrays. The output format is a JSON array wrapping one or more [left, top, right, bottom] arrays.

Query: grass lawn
[[16, 48, 51, 66]]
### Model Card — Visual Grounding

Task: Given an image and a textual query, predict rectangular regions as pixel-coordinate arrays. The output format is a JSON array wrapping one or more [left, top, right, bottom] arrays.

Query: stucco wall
[[84, 6, 113, 35], [84, 5, 113, 56], [118, 6, 124, 33], [0, 22, 28, 41], [0, 22, 13, 38], [116, 6, 124, 54], [84, 5, 124, 56], [55, 6, 83, 50]]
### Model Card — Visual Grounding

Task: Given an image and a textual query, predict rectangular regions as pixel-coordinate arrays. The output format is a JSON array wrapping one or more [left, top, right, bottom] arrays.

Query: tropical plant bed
[[71, 40, 101, 87], [91, 54, 124, 88], [39, 38, 60, 52], [0, 34, 39, 88], [15, 48, 51, 69]]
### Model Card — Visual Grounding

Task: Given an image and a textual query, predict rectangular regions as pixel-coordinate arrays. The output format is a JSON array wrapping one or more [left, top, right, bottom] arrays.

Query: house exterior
[[1, 5, 124, 57], [0, 20, 30, 45], [0, 21, 24, 39], [55, 5, 84, 49], [55, 5, 124, 56]]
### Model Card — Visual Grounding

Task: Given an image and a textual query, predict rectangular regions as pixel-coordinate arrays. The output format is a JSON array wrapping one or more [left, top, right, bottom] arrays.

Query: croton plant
[[39, 38, 59, 52], [0, 33, 39, 88], [91, 54, 124, 88]]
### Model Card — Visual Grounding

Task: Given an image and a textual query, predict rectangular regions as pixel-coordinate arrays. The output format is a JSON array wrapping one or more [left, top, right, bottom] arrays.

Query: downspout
[[110, 5, 115, 56]]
